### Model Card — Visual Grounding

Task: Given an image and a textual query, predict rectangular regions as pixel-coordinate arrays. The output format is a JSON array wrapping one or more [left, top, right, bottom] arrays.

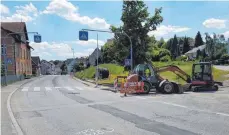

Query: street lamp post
[[96, 33, 99, 87], [81, 29, 133, 87], [2, 32, 39, 86]]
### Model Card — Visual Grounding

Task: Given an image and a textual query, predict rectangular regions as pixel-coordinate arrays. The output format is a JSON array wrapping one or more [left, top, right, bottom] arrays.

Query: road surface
[[3, 75, 229, 135]]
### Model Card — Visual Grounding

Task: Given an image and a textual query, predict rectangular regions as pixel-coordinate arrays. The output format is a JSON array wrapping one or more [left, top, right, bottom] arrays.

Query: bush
[[98, 67, 109, 79], [204, 57, 211, 62], [176, 55, 188, 61], [160, 55, 171, 62], [159, 49, 171, 58], [221, 54, 229, 60], [111, 60, 118, 64], [124, 65, 131, 71]]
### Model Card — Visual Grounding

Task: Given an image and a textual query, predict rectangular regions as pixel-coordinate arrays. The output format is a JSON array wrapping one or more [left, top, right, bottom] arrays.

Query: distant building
[[41, 60, 55, 75], [88, 48, 101, 66], [55, 62, 63, 75], [31, 56, 41, 76], [185, 44, 206, 59], [179, 38, 195, 53]]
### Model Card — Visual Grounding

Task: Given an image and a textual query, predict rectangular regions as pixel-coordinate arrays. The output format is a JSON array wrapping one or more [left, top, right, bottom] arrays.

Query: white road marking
[[160, 101, 188, 108], [21, 87, 29, 91], [215, 112, 229, 117], [136, 96, 146, 99], [45, 87, 52, 91], [34, 87, 40, 91], [75, 87, 83, 91], [65, 87, 74, 91], [153, 101, 229, 117]]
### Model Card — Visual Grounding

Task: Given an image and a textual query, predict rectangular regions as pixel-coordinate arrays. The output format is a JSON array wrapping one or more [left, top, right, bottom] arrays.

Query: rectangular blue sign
[[79, 31, 88, 41], [34, 35, 42, 43]]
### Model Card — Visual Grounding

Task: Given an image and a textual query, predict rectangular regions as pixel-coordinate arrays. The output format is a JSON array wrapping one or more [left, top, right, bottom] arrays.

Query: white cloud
[[203, 18, 227, 29], [222, 31, 229, 39], [0, 4, 10, 14], [64, 39, 105, 46], [30, 41, 73, 60], [1, 3, 38, 22], [148, 25, 191, 37], [42, 0, 110, 29], [30, 41, 97, 60]]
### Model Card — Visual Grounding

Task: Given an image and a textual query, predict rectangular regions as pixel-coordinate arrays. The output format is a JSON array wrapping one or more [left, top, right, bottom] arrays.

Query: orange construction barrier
[[120, 81, 144, 96]]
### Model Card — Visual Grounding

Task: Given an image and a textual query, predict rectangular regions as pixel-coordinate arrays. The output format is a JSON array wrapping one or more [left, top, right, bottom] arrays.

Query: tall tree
[[206, 33, 228, 60], [205, 33, 215, 60], [171, 34, 178, 58], [182, 37, 190, 54], [157, 37, 165, 47], [194, 31, 204, 47], [111, 1, 163, 65]]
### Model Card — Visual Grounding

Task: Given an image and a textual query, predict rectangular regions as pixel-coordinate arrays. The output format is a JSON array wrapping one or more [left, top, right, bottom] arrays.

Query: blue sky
[[1, 0, 229, 61]]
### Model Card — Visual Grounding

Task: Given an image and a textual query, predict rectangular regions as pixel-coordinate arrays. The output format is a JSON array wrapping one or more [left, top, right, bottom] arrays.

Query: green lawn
[[75, 62, 229, 85]]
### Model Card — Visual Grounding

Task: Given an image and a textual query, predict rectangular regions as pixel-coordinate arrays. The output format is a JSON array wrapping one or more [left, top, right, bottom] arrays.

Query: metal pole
[[81, 29, 133, 70], [2, 32, 39, 86], [96, 33, 99, 87], [123, 31, 133, 71]]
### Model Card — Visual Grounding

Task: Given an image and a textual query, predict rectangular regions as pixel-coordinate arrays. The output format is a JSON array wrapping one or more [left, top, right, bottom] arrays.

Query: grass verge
[[75, 61, 229, 85]]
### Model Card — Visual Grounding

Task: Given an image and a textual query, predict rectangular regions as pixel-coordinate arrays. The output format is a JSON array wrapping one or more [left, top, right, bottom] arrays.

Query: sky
[[1, 0, 229, 61]]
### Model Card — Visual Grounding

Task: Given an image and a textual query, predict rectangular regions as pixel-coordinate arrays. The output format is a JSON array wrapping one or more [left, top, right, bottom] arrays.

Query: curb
[[72, 77, 115, 92], [72, 77, 94, 87], [6, 76, 43, 135]]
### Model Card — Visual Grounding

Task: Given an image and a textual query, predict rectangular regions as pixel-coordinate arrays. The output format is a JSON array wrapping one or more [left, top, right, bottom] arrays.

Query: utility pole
[[95, 33, 99, 87], [71, 48, 75, 59], [81, 29, 132, 70]]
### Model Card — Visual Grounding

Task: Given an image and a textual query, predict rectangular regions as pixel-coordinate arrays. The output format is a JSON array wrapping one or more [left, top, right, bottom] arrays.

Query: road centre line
[[151, 101, 229, 117]]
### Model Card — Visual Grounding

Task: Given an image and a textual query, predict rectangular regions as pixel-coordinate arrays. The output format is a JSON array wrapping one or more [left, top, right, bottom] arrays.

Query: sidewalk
[[1, 76, 41, 135]]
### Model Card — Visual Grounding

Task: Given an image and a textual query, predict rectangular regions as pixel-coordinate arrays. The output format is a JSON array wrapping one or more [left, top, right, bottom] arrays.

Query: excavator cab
[[133, 64, 159, 82], [192, 62, 213, 82], [191, 62, 222, 91]]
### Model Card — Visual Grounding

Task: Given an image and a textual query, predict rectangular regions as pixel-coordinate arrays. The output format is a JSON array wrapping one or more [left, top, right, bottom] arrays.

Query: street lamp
[[2, 32, 40, 86]]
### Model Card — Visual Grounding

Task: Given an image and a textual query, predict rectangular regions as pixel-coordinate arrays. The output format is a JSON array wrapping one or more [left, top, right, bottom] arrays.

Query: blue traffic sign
[[7, 58, 13, 64], [125, 59, 131, 66], [79, 31, 88, 41], [34, 35, 42, 43], [1, 45, 6, 55]]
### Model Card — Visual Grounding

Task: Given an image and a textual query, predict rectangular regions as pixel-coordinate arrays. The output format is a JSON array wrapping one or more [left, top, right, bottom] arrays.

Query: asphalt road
[[6, 75, 229, 135]]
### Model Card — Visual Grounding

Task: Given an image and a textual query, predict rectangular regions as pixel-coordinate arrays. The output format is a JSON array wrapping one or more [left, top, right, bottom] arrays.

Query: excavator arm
[[155, 65, 191, 83]]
